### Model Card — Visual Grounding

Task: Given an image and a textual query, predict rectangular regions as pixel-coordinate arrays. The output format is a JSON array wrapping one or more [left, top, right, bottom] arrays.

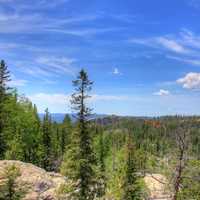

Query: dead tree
[[172, 125, 189, 200]]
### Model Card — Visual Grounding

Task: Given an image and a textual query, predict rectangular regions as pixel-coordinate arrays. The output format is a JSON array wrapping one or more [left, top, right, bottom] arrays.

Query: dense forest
[[0, 60, 200, 200]]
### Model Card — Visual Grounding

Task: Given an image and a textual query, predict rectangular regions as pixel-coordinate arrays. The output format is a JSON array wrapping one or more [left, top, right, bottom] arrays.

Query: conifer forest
[[0, 60, 200, 200], [0, 1, 200, 199]]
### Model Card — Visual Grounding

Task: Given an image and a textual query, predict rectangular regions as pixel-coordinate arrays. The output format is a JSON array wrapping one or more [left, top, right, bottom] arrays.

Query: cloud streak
[[0, 10, 122, 37], [130, 29, 200, 68], [130, 36, 189, 54], [35, 56, 76, 76]]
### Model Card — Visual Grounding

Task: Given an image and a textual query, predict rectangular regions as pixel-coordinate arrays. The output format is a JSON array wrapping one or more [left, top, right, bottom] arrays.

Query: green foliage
[[0, 60, 11, 159], [60, 129, 80, 179], [1, 60, 200, 199], [4, 95, 43, 166], [122, 133, 142, 200], [106, 147, 126, 200], [41, 108, 52, 170], [70, 69, 97, 200], [176, 160, 200, 200], [0, 165, 25, 200], [95, 127, 107, 198], [60, 115, 72, 155]]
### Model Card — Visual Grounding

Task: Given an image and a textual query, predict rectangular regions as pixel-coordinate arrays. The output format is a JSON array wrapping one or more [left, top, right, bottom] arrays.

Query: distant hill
[[39, 113, 107, 123]]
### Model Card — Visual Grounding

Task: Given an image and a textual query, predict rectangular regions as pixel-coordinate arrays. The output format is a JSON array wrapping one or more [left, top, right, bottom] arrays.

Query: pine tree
[[122, 131, 142, 200], [0, 165, 25, 200], [61, 114, 72, 155], [71, 69, 96, 200], [0, 60, 11, 159], [42, 108, 52, 171]]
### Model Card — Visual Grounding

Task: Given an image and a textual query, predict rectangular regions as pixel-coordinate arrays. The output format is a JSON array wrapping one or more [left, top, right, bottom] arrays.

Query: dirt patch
[[144, 174, 172, 200]]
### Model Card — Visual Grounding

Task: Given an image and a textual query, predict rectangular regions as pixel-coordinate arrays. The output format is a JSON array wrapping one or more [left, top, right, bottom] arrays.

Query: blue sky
[[1, 0, 200, 116]]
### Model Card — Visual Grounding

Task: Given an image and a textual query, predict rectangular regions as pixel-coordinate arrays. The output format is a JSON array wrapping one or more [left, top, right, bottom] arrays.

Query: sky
[[1, 0, 200, 116]]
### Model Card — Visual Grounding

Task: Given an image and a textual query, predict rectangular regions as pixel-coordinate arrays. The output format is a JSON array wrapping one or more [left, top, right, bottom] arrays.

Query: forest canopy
[[0, 60, 200, 200]]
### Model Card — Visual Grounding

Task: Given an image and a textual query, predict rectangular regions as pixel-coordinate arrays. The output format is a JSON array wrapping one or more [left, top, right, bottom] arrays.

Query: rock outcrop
[[0, 160, 68, 200], [0, 160, 172, 200]]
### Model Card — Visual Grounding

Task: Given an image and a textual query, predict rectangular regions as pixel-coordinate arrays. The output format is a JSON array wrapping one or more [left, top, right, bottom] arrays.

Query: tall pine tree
[[42, 108, 52, 171], [61, 114, 72, 156], [0, 60, 11, 159], [71, 69, 96, 200]]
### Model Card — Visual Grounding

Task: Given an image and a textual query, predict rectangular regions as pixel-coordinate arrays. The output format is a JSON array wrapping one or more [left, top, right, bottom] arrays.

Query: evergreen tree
[[122, 131, 142, 200], [71, 69, 96, 200], [0, 165, 25, 200], [42, 108, 52, 171], [0, 60, 11, 159], [61, 114, 72, 155]]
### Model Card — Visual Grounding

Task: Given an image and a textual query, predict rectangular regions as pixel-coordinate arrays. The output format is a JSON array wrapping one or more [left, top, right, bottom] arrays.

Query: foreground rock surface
[[0, 160, 68, 200], [0, 160, 171, 200]]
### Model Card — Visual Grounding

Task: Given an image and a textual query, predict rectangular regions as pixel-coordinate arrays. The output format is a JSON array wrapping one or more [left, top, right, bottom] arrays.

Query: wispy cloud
[[0, 7, 124, 36], [130, 36, 189, 54], [23, 66, 56, 78], [35, 56, 76, 76], [0, 42, 19, 50], [153, 89, 170, 96], [167, 55, 200, 66], [156, 37, 188, 53], [14, 55, 76, 79], [180, 29, 200, 49], [48, 27, 121, 37], [9, 75, 28, 87], [0, 0, 70, 10], [130, 29, 200, 68]]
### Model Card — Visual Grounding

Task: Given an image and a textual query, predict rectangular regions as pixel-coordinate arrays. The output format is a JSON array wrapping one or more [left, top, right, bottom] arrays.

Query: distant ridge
[[39, 113, 107, 123]]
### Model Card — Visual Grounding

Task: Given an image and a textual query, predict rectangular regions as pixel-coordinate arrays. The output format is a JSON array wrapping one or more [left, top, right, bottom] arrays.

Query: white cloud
[[112, 67, 122, 75], [153, 89, 170, 96], [177, 72, 200, 89], [28, 93, 130, 113], [29, 93, 70, 105]]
